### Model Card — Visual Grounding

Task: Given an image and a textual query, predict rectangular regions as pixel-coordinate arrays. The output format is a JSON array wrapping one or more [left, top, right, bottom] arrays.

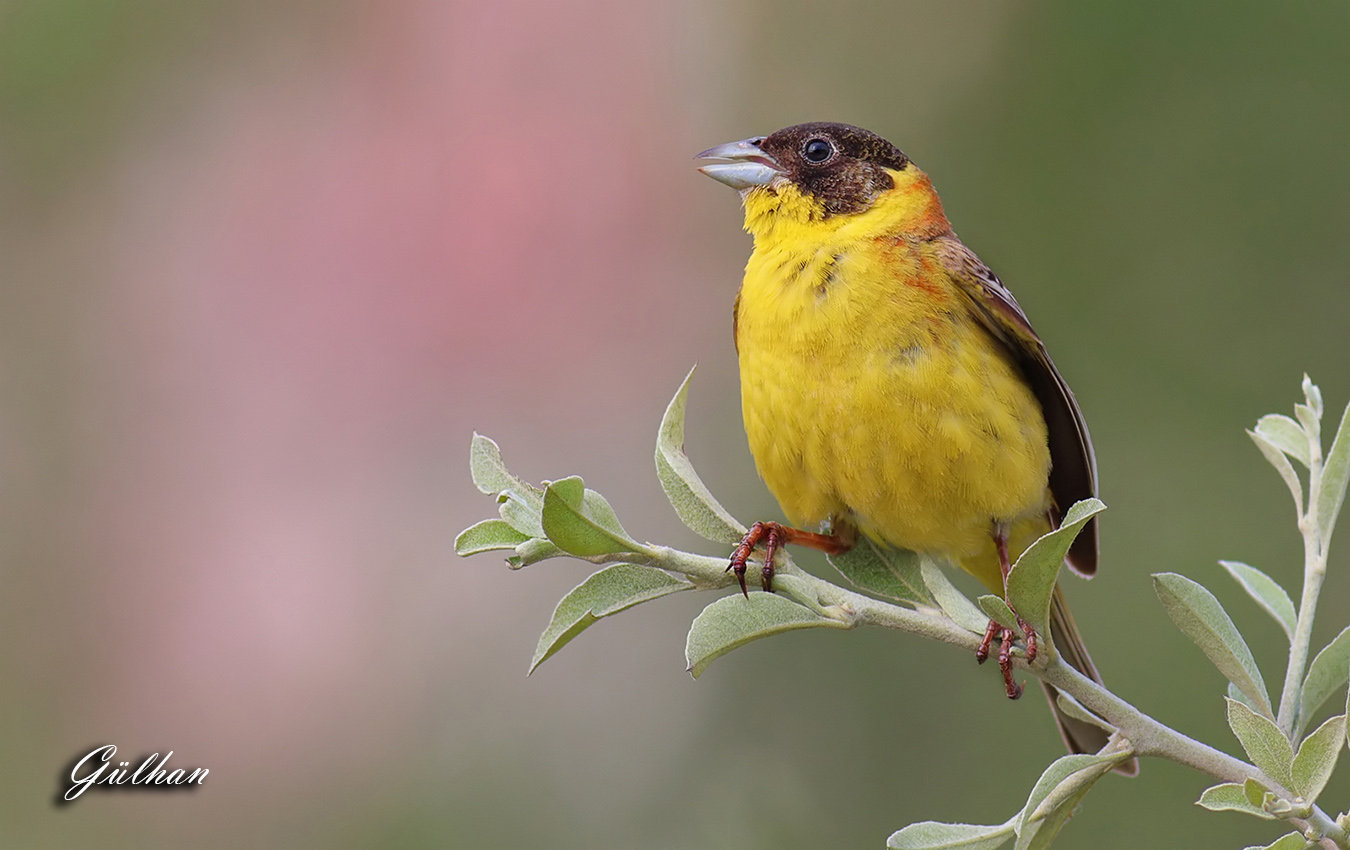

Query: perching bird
[[696, 122, 1135, 772]]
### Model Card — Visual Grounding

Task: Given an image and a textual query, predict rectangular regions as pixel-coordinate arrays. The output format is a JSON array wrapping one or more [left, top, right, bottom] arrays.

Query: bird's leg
[[974, 525, 1034, 700], [727, 520, 854, 597]]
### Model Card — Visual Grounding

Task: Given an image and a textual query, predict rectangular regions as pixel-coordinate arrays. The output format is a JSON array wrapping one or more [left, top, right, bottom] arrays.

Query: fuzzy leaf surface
[[1195, 782, 1276, 820], [455, 519, 530, 556], [655, 368, 746, 545], [1254, 414, 1311, 467], [828, 539, 935, 608], [1154, 573, 1271, 714], [1226, 698, 1294, 788], [1290, 713, 1345, 802], [530, 565, 690, 673], [1243, 834, 1312, 850], [887, 821, 1015, 850], [1299, 625, 1350, 733], [1219, 561, 1297, 642], [921, 562, 990, 633], [1006, 499, 1105, 634], [1249, 430, 1305, 517], [978, 595, 1020, 634], [686, 592, 849, 678], [541, 478, 646, 558], [1318, 399, 1350, 545]]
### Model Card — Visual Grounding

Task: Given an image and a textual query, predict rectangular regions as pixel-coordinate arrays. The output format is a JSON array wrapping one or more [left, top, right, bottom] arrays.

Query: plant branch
[[1277, 424, 1329, 736]]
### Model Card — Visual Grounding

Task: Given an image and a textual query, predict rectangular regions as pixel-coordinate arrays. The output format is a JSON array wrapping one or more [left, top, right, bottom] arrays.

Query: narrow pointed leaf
[[1249, 431, 1305, 517], [686, 592, 849, 678], [655, 367, 746, 545], [1317, 400, 1350, 545], [1244, 834, 1312, 850], [541, 478, 648, 558], [1303, 375, 1323, 417], [1254, 414, 1311, 467], [978, 595, 1020, 634], [921, 561, 990, 633], [455, 519, 531, 556], [828, 539, 935, 608], [529, 565, 691, 673], [1299, 625, 1350, 733], [1219, 561, 1297, 642], [1291, 714, 1345, 802], [1228, 682, 1262, 716], [1055, 692, 1117, 733], [1195, 783, 1276, 820], [1226, 698, 1294, 788], [1153, 573, 1271, 714], [887, 820, 1016, 850], [1295, 403, 1320, 444], [1007, 499, 1106, 634], [1017, 752, 1124, 836]]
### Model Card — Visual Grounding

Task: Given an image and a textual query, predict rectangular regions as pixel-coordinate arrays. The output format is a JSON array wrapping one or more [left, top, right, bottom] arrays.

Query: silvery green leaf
[[1226, 698, 1294, 788], [1219, 560, 1297, 643], [1229, 682, 1262, 716], [1017, 752, 1124, 836], [470, 433, 526, 495], [655, 367, 746, 545], [1243, 777, 1269, 807], [1303, 375, 1323, 418], [1299, 625, 1350, 735], [1195, 782, 1276, 820], [582, 488, 631, 537], [1295, 403, 1320, 445], [508, 537, 565, 568], [685, 592, 850, 678], [1153, 573, 1271, 714], [455, 518, 531, 556], [499, 492, 546, 538], [887, 820, 1016, 850], [1290, 713, 1345, 802], [541, 477, 649, 559], [1242, 833, 1312, 850], [530, 564, 691, 673], [828, 538, 935, 608], [1254, 414, 1311, 468], [1317, 400, 1350, 546], [1249, 430, 1305, 517], [978, 595, 1020, 634], [1007, 499, 1105, 634], [920, 560, 991, 634], [1055, 692, 1117, 733]]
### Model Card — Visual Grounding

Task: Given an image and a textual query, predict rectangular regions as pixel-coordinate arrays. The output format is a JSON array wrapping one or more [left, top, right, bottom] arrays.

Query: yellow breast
[[734, 178, 1052, 584]]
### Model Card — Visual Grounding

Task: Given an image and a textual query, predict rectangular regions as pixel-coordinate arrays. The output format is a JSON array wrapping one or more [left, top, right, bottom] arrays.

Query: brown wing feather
[[934, 235, 1099, 576]]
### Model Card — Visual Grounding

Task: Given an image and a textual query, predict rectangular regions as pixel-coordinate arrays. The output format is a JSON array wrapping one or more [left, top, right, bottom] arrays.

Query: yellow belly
[[736, 237, 1051, 591]]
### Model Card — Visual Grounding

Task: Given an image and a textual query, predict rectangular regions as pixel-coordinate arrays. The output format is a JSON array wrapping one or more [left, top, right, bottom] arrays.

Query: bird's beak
[[695, 138, 784, 190]]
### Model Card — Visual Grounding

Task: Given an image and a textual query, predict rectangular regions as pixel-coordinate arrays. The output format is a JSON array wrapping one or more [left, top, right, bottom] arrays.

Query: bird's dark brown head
[[698, 122, 909, 217]]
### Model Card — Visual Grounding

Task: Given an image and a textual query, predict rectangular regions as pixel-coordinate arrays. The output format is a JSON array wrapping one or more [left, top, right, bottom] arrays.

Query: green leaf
[[1243, 834, 1312, 850], [685, 592, 850, 678], [1153, 573, 1271, 714], [455, 518, 531, 556], [655, 367, 746, 545], [828, 539, 935, 608], [1229, 681, 1263, 716], [1195, 782, 1276, 820], [540, 478, 648, 558], [1249, 430, 1305, 518], [921, 561, 990, 633], [1299, 625, 1350, 734], [508, 537, 565, 568], [1007, 499, 1106, 634], [1014, 751, 1125, 850], [887, 821, 1015, 850], [1219, 561, 1297, 643], [582, 488, 631, 537], [1317, 399, 1350, 546], [1295, 403, 1320, 445], [1291, 714, 1345, 802], [1254, 414, 1311, 468], [1244, 777, 1269, 807], [1226, 698, 1294, 788], [1304, 375, 1324, 418], [1054, 692, 1117, 733], [471, 433, 524, 495], [529, 565, 691, 673], [978, 595, 1020, 634], [1017, 753, 1123, 836]]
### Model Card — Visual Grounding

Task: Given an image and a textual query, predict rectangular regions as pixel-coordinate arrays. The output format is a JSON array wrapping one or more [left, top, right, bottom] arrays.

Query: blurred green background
[[2, 0, 1348, 847]]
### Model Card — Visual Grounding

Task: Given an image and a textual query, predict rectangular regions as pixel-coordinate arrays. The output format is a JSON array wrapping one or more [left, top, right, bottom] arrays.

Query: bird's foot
[[726, 521, 854, 597], [975, 609, 1038, 700]]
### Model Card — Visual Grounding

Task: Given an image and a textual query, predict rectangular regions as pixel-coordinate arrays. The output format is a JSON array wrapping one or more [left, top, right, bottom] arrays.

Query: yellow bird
[[697, 122, 1134, 770]]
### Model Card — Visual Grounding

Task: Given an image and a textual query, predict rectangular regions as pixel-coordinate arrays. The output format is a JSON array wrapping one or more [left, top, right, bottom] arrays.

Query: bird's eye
[[802, 138, 834, 163]]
